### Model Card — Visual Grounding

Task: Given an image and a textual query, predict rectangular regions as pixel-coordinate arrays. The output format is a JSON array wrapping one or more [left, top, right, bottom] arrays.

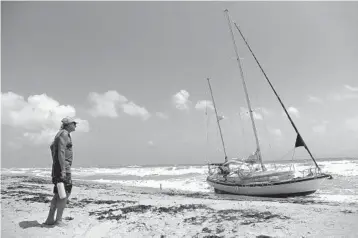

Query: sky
[[2, 1, 358, 168]]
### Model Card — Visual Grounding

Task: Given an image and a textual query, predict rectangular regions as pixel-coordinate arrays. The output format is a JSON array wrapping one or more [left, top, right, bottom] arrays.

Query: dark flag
[[295, 134, 305, 148]]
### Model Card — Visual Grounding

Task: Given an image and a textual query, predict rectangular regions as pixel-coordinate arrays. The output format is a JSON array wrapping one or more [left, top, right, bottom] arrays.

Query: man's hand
[[60, 172, 66, 183]]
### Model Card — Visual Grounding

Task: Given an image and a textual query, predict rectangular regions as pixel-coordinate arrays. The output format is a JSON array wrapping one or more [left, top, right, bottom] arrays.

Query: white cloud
[[195, 100, 214, 111], [88, 90, 150, 120], [345, 116, 358, 132], [217, 115, 226, 121], [155, 112, 169, 119], [239, 107, 263, 120], [308, 96, 323, 104], [2, 92, 75, 130], [148, 140, 154, 146], [344, 84, 358, 92], [88, 90, 127, 118], [312, 121, 329, 134], [269, 128, 282, 137], [253, 113, 263, 120], [173, 90, 190, 110], [287, 107, 300, 118], [122, 102, 151, 120], [75, 119, 90, 132], [1, 92, 89, 145], [260, 107, 271, 116]]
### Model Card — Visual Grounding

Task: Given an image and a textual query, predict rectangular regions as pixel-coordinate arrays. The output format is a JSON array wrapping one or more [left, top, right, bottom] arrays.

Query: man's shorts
[[53, 173, 72, 194]]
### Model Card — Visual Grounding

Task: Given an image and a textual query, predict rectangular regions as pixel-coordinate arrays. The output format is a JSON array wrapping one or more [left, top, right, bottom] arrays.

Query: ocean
[[2, 158, 358, 205]]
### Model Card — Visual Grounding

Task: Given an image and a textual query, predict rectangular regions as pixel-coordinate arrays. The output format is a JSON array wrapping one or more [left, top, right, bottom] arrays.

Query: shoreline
[[1, 174, 358, 237]]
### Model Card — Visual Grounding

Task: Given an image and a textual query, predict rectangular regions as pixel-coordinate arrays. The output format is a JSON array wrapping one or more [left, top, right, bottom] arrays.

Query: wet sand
[[1, 175, 357, 237]]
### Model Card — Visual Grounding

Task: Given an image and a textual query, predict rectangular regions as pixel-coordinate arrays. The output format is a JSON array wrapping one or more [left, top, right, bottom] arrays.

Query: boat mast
[[207, 78, 228, 162], [224, 10, 265, 171], [228, 11, 321, 171]]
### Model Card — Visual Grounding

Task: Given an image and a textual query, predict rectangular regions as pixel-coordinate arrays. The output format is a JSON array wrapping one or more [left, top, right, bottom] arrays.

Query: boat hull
[[207, 174, 331, 197]]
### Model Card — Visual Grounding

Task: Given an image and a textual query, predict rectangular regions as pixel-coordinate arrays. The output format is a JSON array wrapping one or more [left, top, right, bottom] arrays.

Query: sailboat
[[206, 10, 332, 197]]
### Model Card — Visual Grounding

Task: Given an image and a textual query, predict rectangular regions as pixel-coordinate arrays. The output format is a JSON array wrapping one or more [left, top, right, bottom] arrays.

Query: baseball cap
[[61, 117, 78, 125]]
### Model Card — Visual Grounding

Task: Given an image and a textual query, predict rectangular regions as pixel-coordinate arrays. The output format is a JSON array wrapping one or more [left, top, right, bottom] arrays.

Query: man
[[44, 117, 77, 226]]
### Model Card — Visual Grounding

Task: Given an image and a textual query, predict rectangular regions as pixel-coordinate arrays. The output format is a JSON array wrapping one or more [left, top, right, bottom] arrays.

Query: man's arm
[[57, 132, 68, 181]]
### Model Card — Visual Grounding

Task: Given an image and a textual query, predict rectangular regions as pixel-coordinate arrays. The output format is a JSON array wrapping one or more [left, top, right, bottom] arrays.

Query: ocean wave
[[1, 168, 51, 177], [70, 166, 207, 177], [91, 176, 211, 193]]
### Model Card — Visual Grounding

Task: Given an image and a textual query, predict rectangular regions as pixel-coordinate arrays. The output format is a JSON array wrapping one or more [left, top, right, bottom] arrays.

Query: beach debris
[[202, 235, 224, 238], [23, 177, 51, 184], [22, 195, 51, 203], [202, 227, 212, 233], [67, 198, 136, 208], [1, 188, 52, 204], [183, 216, 207, 225], [7, 185, 39, 190], [240, 210, 290, 225], [341, 209, 354, 214], [215, 226, 225, 234], [183, 209, 290, 226], [121, 205, 153, 214], [89, 204, 211, 220], [158, 204, 210, 214]]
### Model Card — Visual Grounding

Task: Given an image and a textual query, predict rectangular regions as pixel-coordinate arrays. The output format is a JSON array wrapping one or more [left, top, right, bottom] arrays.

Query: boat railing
[[207, 160, 259, 177], [298, 167, 322, 178], [208, 163, 223, 175]]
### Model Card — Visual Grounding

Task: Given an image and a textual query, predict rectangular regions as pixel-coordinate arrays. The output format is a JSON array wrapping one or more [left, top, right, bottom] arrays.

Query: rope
[[291, 148, 296, 171]]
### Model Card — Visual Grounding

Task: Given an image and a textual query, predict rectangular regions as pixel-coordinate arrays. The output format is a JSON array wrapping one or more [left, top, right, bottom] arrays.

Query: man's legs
[[54, 196, 67, 224], [54, 184, 72, 225], [44, 194, 58, 225]]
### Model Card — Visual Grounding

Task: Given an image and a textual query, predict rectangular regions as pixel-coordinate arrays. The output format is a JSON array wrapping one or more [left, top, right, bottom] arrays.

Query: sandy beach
[[1, 174, 357, 238]]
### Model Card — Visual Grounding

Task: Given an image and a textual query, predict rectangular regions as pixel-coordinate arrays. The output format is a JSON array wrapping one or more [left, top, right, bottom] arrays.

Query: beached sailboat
[[206, 10, 332, 197]]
